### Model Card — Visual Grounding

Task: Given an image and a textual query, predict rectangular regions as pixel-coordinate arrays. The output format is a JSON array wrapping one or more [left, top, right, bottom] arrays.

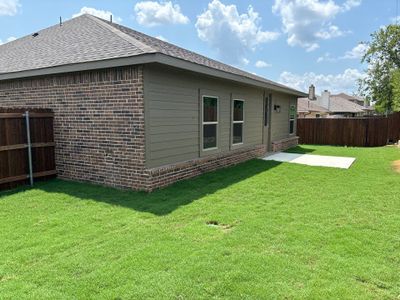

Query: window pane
[[233, 100, 244, 121], [203, 124, 217, 149], [233, 123, 243, 144], [289, 120, 295, 134], [289, 104, 296, 120], [203, 97, 218, 122]]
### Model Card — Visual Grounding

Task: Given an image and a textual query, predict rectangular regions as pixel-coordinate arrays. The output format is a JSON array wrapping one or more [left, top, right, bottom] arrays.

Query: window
[[289, 104, 296, 134], [202, 96, 218, 150], [232, 100, 244, 144]]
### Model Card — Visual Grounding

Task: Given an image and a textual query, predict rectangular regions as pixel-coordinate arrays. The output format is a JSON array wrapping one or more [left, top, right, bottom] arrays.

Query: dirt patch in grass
[[206, 220, 235, 232], [392, 160, 400, 173]]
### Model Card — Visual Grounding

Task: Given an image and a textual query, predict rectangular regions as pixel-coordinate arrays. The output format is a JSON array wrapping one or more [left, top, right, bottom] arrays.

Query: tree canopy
[[359, 24, 400, 113], [391, 69, 400, 112]]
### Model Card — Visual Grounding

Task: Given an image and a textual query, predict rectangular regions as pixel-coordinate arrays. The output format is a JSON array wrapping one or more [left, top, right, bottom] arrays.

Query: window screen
[[203, 97, 218, 149], [233, 100, 244, 144]]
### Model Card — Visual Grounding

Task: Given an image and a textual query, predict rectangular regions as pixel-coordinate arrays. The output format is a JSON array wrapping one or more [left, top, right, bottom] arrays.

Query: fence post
[[24, 111, 34, 186]]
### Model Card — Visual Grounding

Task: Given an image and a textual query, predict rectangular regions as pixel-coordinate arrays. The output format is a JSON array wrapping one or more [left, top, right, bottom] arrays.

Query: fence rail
[[297, 112, 400, 147], [0, 108, 56, 191]]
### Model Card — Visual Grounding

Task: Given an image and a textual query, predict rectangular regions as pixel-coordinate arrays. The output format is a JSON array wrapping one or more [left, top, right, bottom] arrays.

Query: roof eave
[[0, 53, 158, 81], [0, 52, 307, 97], [154, 53, 307, 97]]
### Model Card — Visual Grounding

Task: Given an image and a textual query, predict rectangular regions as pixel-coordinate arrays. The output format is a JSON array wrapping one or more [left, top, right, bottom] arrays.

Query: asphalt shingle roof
[[0, 15, 148, 74], [298, 95, 366, 113], [0, 14, 303, 95], [297, 98, 329, 113], [328, 96, 365, 113]]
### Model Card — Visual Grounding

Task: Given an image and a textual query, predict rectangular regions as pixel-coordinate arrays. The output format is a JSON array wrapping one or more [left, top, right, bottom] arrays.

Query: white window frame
[[232, 99, 245, 145], [202, 95, 219, 151], [289, 104, 296, 135]]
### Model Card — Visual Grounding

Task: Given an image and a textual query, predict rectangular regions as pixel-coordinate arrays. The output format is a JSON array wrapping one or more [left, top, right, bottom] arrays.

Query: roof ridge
[[85, 14, 156, 54]]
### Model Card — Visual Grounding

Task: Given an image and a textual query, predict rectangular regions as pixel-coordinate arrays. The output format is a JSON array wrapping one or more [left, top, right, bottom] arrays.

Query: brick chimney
[[308, 84, 316, 100]]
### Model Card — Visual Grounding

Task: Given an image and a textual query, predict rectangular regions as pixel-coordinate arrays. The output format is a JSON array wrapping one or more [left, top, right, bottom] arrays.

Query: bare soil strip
[[393, 160, 400, 173]]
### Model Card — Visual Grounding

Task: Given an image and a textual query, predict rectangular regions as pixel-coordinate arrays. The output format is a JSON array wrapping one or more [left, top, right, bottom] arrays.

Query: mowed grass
[[1, 145, 400, 299]]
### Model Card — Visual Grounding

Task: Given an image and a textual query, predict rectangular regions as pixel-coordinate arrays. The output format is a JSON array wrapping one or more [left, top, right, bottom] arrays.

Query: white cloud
[[315, 25, 347, 40], [341, 43, 368, 59], [391, 16, 400, 24], [134, 1, 189, 27], [156, 35, 168, 42], [279, 68, 365, 94], [306, 44, 320, 52], [272, 0, 359, 51], [0, 0, 20, 16], [196, 0, 279, 64], [316, 52, 335, 63], [241, 58, 250, 66], [255, 60, 271, 68], [317, 44, 368, 63], [72, 7, 122, 23], [342, 0, 362, 12], [0, 36, 17, 45]]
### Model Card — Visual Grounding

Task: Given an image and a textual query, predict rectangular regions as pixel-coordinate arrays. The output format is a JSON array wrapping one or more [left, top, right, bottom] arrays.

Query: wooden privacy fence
[[297, 112, 400, 147], [0, 108, 56, 191]]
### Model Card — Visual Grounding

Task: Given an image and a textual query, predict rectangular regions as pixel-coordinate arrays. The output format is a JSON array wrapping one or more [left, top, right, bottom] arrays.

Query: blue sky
[[0, 0, 398, 94]]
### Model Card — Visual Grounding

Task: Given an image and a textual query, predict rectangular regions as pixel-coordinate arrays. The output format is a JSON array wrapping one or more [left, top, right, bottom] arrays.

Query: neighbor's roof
[[0, 14, 306, 96], [297, 98, 330, 113], [328, 95, 366, 113], [333, 93, 365, 102], [298, 94, 366, 113]]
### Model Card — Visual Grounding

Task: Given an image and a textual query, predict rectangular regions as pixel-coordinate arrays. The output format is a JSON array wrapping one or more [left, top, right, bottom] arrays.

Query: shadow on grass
[[2, 159, 281, 216], [284, 145, 317, 154]]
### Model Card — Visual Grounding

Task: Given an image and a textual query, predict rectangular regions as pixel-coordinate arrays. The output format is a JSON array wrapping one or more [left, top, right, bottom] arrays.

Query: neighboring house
[[334, 92, 375, 116], [297, 98, 330, 118], [0, 15, 306, 191], [298, 85, 374, 118]]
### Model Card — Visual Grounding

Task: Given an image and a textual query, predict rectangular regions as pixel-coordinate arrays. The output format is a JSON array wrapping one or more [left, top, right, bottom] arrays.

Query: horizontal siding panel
[[150, 145, 199, 160], [150, 124, 198, 134], [148, 86, 197, 96], [149, 100, 198, 111], [150, 110, 198, 118], [151, 138, 199, 151], [150, 132, 198, 143], [148, 82, 198, 94], [148, 153, 199, 168], [150, 117, 198, 127]]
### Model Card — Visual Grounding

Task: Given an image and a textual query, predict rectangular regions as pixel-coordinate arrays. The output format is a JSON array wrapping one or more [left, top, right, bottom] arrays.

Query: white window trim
[[202, 95, 219, 151], [232, 99, 245, 146], [289, 104, 296, 135]]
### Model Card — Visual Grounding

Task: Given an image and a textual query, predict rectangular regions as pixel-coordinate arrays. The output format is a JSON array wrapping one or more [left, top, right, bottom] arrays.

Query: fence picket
[[297, 113, 400, 147], [0, 108, 56, 191]]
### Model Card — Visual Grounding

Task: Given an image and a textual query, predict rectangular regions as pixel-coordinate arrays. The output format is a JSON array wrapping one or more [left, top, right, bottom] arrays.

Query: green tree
[[359, 24, 400, 113], [391, 69, 400, 112]]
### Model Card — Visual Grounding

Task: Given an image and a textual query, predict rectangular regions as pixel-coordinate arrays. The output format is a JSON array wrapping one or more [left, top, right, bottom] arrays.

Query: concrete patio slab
[[262, 152, 356, 169]]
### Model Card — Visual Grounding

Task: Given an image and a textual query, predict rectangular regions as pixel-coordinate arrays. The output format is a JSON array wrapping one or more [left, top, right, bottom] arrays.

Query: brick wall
[[272, 136, 299, 152], [0, 66, 149, 190], [146, 145, 266, 191]]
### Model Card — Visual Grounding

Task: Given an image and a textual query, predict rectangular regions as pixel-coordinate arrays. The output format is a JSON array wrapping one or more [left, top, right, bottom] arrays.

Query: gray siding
[[144, 64, 266, 168], [270, 92, 297, 141]]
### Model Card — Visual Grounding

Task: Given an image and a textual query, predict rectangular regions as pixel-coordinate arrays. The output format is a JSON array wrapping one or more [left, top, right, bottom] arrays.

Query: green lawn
[[1, 145, 400, 299]]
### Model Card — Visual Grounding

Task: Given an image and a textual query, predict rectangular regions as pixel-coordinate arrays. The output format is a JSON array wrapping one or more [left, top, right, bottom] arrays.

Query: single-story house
[[297, 98, 330, 118], [298, 86, 374, 118], [0, 14, 306, 191]]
